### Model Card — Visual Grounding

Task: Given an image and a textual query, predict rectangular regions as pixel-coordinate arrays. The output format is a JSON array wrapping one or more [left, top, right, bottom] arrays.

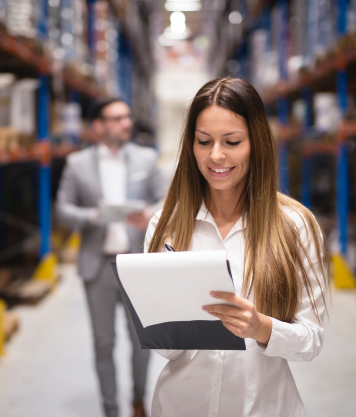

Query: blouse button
[[212, 413, 217, 417], [214, 380, 219, 386]]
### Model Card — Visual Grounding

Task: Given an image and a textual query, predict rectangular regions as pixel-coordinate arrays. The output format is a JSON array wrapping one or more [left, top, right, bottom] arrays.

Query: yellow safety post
[[51, 230, 64, 251], [33, 252, 58, 289], [60, 231, 81, 264], [0, 299, 6, 356], [331, 254, 356, 289], [65, 231, 81, 251]]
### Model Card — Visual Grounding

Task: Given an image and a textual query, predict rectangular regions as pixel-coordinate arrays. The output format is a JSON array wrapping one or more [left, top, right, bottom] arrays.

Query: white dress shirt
[[144, 201, 326, 417], [98, 144, 129, 254]]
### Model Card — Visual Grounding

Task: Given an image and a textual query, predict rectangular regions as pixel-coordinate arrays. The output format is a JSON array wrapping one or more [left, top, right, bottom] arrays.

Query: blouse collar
[[195, 200, 245, 238]]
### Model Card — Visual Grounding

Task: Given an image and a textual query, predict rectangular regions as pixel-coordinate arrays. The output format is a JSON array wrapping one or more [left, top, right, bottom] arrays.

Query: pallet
[[0, 278, 51, 307], [3, 311, 19, 342]]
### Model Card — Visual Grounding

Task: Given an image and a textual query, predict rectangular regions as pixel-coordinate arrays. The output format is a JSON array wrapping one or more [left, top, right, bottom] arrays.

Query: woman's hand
[[202, 292, 272, 346]]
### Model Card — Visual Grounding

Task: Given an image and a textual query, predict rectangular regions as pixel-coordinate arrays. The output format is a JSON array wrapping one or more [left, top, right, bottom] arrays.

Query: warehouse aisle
[[1, 265, 356, 417], [0, 265, 167, 417], [1, 1, 356, 417]]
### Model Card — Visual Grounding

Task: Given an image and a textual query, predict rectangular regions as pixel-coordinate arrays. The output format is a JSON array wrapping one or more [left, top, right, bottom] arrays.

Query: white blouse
[[144, 202, 326, 417]]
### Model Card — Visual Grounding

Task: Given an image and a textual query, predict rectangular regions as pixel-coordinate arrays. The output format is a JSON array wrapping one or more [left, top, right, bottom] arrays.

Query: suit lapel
[[91, 146, 103, 201]]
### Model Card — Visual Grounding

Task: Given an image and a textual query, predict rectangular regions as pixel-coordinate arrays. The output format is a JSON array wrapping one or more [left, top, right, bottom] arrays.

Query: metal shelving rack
[[0, 0, 155, 310], [206, 0, 356, 288]]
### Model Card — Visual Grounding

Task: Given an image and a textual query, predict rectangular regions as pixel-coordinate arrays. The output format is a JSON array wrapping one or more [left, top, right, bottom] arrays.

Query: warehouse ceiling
[[144, 0, 208, 38], [159, 1, 203, 35]]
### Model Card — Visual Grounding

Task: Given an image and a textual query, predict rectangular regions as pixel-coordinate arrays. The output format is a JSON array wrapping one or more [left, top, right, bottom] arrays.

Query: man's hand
[[126, 209, 151, 230], [203, 292, 272, 346]]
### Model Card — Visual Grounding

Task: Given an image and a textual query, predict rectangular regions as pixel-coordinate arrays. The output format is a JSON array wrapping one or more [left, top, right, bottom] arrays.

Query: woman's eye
[[198, 140, 210, 146], [226, 141, 241, 146]]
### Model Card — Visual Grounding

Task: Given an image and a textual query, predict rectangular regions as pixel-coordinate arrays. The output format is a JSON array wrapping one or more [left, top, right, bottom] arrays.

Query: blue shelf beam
[[37, 75, 51, 258], [336, 0, 349, 256], [301, 87, 313, 209], [88, 0, 98, 61], [118, 31, 133, 105], [277, 97, 289, 194], [277, 0, 289, 194], [301, 156, 312, 209]]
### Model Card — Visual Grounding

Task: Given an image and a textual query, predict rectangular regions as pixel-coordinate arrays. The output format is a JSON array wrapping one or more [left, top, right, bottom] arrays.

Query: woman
[[145, 78, 329, 417]]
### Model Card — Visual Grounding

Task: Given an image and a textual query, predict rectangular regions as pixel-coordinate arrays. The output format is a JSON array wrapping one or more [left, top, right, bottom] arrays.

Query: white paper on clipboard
[[115, 250, 236, 328]]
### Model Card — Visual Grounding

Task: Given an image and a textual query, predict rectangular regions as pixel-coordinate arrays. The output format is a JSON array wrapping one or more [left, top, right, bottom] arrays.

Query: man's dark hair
[[89, 98, 127, 121]]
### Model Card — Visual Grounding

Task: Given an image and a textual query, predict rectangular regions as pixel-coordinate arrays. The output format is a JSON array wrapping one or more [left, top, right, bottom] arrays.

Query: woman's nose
[[210, 144, 226, 161]]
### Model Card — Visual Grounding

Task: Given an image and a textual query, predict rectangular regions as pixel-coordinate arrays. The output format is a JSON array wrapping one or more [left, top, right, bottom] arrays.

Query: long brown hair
[[149, 78, 329, 323]]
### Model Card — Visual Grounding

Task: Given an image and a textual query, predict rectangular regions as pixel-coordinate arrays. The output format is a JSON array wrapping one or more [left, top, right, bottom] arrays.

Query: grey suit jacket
[[55, 142, 166, 281]]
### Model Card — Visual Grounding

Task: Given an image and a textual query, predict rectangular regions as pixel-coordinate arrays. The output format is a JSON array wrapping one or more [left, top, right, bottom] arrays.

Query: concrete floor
[[0, 265, 355, 417]]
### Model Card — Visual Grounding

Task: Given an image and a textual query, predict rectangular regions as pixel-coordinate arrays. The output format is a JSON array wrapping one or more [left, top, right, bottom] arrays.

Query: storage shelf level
[[0, 28, 106, 99]]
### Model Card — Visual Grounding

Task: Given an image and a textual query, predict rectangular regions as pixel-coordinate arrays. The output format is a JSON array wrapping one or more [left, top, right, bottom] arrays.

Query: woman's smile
[[208, 166, 236, 177]]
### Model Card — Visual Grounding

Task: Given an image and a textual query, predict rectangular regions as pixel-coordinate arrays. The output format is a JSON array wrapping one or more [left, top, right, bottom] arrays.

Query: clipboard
[[111, 262, 246, 350], [98, 200, 146, 223]]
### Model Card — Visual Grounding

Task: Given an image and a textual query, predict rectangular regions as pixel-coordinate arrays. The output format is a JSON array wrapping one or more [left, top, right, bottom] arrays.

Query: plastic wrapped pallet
[[93, 0, 120, 95], [348, 0, 356, 33], [5, 0, 37, 38], [0, 0, 5, 24], [289, 0, 308, 75], [10, 79, 39, 146], [313, 93, 342, 134], [250, 29, 268, 92], [0, 74, 15, 127]]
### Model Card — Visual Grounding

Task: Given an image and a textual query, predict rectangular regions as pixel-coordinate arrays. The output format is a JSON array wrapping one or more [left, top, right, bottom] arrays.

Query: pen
[[165, 243, 175, 252]]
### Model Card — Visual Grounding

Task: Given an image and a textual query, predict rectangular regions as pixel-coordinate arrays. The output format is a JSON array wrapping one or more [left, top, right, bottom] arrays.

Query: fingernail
[[202, 306, 207, 311], [211, 291, 216, 297]]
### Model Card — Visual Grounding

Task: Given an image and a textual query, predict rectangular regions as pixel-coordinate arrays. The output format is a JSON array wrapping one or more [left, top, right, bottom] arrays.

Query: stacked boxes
[[5, 0, 38, 38], [93, 0, 120, 95], [0, 75, 38, 151]]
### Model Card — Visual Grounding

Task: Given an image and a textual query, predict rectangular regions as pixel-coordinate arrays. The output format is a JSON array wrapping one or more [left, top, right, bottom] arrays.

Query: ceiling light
[[171, 22, 186, 34], [229, 11, 243, 24], [170, 11, 186, 24], [170, 11, 186, 34], [165, 1, 202, 12]]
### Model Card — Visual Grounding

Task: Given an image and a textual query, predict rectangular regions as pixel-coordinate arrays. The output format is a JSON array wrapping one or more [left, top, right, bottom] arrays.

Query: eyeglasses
[[100, 114, 132, 123]]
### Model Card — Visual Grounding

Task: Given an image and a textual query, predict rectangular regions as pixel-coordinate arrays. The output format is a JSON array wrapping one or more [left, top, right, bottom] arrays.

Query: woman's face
[[193, 105, 251, 194]]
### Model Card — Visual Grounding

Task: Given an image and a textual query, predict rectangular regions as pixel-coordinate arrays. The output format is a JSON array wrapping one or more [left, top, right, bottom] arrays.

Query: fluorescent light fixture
[[170, 11, 186, 24], [165, 1, 202, 12], [170, 11, 186, 34]]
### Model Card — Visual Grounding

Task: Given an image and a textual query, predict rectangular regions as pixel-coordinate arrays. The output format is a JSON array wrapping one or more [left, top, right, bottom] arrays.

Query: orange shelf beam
[[0, 144, 78, 165], [0, 28, 105, 98], [262, 43, 356, 105], [0, 28, 50, 73]]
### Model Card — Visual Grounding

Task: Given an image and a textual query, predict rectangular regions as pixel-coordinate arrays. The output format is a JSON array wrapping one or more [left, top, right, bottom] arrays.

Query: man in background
[[56, 99, 165, 417]]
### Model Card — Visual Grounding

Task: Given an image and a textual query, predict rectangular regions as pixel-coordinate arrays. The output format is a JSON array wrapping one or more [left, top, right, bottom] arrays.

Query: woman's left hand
[[202, 292, 272, 346]]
